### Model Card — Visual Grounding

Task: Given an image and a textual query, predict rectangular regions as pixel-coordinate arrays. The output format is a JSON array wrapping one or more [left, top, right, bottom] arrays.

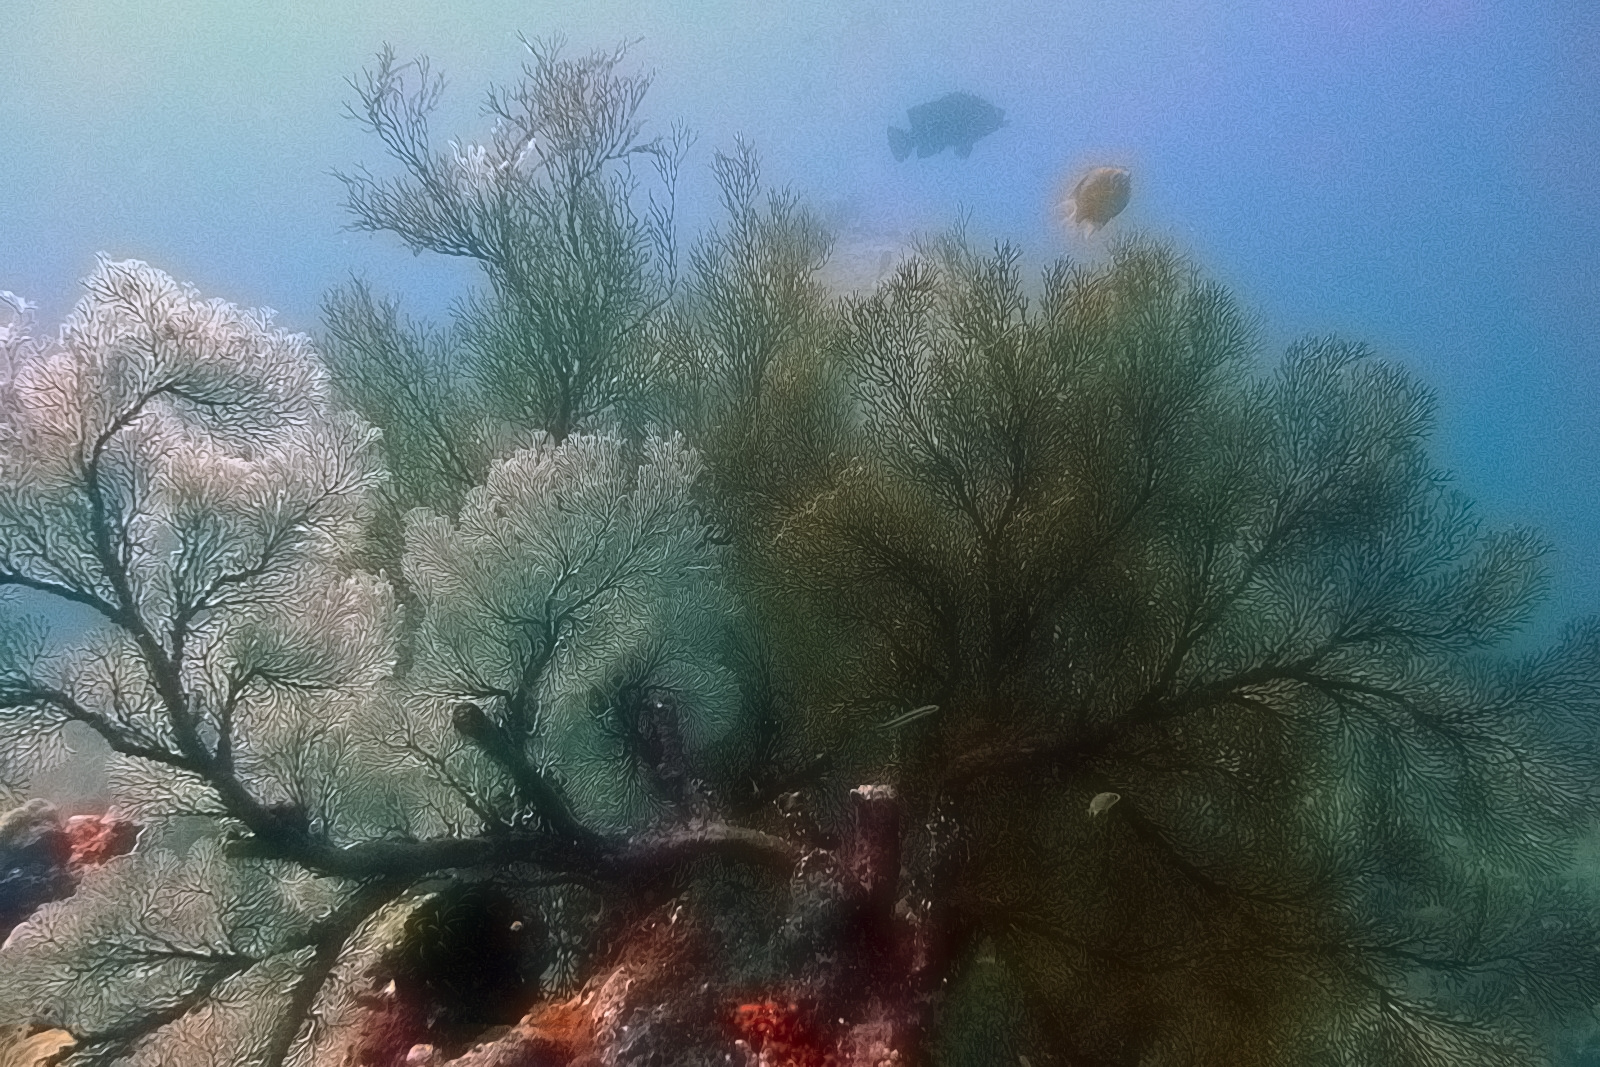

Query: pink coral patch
[[63, 814, 138, 869]]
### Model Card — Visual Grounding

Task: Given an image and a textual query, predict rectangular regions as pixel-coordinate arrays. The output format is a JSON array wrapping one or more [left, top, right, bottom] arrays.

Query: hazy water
[[2, 0, 1597, 636]]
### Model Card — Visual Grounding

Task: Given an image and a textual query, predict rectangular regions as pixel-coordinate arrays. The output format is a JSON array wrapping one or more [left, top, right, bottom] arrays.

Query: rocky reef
[[0, 799, 139, 944]]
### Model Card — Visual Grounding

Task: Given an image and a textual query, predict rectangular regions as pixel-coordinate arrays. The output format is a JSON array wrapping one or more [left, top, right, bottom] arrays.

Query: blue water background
[[2, 0, 1596, 641]]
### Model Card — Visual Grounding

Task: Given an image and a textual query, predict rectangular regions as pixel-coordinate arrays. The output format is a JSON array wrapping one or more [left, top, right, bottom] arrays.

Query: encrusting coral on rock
[[0, 800, 138, 945], [324, 786, 926, 1067], [0, 801, 138, 1065]]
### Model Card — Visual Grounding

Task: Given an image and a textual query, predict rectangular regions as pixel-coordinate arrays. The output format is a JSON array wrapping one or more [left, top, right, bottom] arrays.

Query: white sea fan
[[0, 289, 36, 354], [403, 430, 736, 829], [0, 259, 394, 826], [0, 838, 341, 1041]]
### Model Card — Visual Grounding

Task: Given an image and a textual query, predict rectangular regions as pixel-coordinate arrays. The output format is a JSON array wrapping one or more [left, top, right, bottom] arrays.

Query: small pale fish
[[1088, 791, 1121, 817], [879, 704, 939, 731], [1060, 166, 1132, 236]]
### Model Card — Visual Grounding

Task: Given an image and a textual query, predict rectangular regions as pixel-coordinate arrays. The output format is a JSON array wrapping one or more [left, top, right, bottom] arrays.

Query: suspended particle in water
[[1088, 791, 1121, 817]]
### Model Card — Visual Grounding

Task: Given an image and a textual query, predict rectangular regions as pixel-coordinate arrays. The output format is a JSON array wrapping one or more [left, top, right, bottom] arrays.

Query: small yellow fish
[[1060, 166, 1132, 236]]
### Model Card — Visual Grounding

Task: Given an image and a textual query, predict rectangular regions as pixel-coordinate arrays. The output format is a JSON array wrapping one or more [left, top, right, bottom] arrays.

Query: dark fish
[[888, 92, 1005, 161]]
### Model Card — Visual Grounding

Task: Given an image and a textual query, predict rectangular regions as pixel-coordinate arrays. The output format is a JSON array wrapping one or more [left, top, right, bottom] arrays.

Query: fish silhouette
[[1060, 166, 1132, 235], [888, 92, 1005, 161]]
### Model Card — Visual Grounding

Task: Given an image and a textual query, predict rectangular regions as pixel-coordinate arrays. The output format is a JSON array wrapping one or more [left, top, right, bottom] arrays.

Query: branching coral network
[[1, 36, 1597, 1067]]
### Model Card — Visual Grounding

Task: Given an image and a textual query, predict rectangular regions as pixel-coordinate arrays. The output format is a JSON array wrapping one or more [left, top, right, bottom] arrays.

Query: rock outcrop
[[0, 800, 139, 944], [0, 1024, 76, 1067], [331, 785, 929, 1067]]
